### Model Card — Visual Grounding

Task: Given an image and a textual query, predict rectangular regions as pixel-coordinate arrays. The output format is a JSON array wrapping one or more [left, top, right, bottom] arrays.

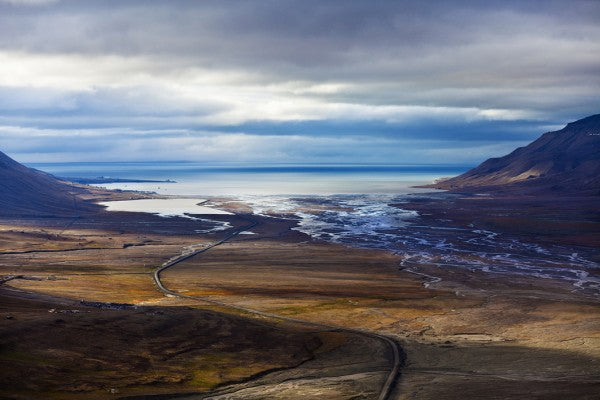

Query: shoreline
[[95, 188, 600, 297]]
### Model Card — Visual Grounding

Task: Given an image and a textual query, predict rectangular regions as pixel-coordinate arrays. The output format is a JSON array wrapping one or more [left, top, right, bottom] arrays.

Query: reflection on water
[[99, 198, 232, 216], [99, 198, 233, 233]]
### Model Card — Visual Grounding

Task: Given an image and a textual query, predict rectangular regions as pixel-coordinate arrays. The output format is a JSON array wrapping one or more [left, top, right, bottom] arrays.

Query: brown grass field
[[1, 195, 599, 399]]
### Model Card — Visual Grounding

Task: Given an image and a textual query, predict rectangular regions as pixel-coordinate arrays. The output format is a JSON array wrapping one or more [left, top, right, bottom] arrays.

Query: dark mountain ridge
[[0, 151, 98, 217], [430, 114, 600, 195]]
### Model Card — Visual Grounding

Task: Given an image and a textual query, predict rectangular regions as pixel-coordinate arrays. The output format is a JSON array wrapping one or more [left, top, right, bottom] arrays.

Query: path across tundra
[[153, 213, 403, 400]]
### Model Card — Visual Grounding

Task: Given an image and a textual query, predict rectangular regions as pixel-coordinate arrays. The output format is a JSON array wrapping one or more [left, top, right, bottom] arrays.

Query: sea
[[28, 162, 600, 294], [28, 162, 464, 196]]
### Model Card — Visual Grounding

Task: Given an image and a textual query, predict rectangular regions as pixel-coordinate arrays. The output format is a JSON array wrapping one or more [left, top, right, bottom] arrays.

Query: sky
[[0, 0, 598, 164]]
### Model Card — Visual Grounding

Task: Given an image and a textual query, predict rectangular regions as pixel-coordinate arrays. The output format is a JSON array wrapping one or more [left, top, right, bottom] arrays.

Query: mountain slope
[[0, 151, 98, 216], [431, 114, 600, 195]]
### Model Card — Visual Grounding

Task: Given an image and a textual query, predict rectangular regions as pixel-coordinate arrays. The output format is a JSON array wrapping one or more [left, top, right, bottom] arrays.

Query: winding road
[[152, 214, 403, 400]]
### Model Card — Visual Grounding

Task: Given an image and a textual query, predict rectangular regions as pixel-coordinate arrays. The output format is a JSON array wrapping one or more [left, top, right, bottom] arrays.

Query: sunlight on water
[[28, 162, 466, 195], [99, 198, 232, 217]]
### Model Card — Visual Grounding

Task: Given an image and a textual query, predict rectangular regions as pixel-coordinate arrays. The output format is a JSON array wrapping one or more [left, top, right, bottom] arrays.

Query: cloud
[[0, 0, 57, 5], [1, 124, 528, 165], [0, 0, 598, 163]]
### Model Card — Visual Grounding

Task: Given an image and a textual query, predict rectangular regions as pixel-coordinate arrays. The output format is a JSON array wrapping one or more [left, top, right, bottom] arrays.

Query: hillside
[[431, 114, 600, 195], [0, 151, 98, 217]]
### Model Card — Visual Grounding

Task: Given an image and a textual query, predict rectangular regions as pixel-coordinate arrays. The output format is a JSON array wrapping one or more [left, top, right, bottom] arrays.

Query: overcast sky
[[0, 0, 598, 163]]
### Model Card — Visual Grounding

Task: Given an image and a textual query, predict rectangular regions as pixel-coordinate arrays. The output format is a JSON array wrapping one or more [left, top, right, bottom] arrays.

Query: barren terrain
[[1, 193, 599, 399]]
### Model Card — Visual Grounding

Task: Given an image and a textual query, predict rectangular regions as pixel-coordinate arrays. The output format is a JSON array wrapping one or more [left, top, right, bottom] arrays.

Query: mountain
[[430, 114, 600, 195], [0, 151, 98, 217]]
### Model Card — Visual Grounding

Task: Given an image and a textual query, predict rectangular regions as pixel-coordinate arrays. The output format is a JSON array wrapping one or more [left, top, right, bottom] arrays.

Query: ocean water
[[28, 162, 600, 294], [28, 162, 467, 196]]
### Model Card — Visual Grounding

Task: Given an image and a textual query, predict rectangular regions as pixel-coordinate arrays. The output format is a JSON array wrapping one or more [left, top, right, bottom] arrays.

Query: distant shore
[[61, 176, 176, 184]]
